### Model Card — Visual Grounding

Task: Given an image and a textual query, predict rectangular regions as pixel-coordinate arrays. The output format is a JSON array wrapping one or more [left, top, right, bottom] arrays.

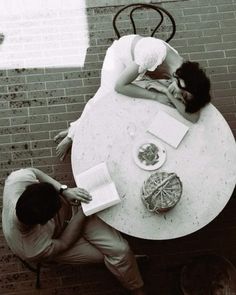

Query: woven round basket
[[141, 172, 182, 213]]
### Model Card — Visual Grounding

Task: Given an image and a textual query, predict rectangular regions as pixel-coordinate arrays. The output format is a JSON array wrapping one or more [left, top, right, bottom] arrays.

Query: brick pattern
[[0, 0, 236, 294]]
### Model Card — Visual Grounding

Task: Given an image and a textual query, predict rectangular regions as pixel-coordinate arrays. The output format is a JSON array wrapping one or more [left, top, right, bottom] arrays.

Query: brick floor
[[0, 0, 236, 294]]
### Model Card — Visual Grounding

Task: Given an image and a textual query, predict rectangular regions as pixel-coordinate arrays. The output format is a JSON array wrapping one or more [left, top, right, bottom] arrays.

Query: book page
[[147, 111, 189, 148], [81, 182, 121, 216], [76, 162, 112, 191]]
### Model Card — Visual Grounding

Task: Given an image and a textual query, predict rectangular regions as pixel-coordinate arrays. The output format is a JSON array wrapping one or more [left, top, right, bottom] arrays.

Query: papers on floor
[[147, 110, 189, 148], [75, 162, 121, 216]]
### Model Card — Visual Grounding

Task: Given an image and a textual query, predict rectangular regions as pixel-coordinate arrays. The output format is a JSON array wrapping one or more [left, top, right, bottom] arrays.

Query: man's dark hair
[[16, 182, 61, 226], [176, 61, 211, 113]]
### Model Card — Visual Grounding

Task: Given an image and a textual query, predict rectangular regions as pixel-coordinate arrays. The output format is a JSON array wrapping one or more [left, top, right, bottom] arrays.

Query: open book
[[75, 162, 121, 216], [147, 110, 189, 148]]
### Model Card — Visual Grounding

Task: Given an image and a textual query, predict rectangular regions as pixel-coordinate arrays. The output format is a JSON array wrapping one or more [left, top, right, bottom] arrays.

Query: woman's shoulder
[[134, 37, 168, 73], [135, 37, 167, 58], [138, 37, 179, 56], [139, 36, 166, 47], [118, 34, 137, 43]]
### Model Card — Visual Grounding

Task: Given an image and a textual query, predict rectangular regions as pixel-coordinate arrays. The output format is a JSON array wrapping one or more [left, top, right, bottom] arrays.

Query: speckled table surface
[[71, 89, 236, 240]]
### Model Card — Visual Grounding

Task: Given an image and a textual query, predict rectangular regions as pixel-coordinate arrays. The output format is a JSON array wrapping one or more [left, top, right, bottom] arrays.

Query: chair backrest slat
[[112, 3, 176, 43]]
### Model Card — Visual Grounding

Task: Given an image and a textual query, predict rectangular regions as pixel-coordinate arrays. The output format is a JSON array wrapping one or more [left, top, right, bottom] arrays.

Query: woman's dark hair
[[16, 182, 61, 226], [176, 61, 211, 113]]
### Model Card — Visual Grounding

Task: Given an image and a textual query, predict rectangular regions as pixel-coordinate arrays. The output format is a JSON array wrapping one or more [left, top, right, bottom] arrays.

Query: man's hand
[[27, 168, 93, 205], [63, 187, 92, 205]]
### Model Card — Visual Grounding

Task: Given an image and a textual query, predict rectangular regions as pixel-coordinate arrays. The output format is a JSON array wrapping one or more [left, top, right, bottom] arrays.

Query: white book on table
[[147, 110, 189, 148], [75, 162, 121, 216]]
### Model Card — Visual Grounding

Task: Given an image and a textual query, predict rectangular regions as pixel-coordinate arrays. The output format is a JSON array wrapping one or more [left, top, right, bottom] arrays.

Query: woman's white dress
[[68, 35, 179, 139]]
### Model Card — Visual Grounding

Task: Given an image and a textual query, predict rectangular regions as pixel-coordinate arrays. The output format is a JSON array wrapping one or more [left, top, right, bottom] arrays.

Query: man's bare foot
[[54, 129, 69, 143], [56, 136, 72, 161]]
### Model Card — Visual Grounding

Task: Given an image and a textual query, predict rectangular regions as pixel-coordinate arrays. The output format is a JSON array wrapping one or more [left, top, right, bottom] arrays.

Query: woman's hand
[[146, 81, 169, 95], [166, 90, 186, 105], [165, 89, 200, 123], [63, 187, 92, 205]]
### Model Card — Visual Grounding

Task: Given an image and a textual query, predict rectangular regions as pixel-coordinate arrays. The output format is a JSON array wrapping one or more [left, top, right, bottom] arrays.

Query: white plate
[[132, 139, 166, 171]]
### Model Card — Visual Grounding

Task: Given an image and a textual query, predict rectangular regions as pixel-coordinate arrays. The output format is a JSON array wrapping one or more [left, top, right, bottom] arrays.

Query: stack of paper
[[147, 111, 189, 148]]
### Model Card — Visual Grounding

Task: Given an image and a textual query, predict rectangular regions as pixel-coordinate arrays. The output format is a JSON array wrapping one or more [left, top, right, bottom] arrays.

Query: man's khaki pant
[[54, 215, 144, 290]]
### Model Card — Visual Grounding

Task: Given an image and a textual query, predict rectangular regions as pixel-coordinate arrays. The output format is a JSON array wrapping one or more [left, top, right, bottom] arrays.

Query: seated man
[[2, 168, 145, 295]]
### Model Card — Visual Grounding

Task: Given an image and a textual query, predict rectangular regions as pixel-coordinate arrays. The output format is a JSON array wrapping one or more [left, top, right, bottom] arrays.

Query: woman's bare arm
[[115, 62, 158, 100], [114, 62, 199, 123], [147, 80, 200, 123], [165, 92, 200, 123]]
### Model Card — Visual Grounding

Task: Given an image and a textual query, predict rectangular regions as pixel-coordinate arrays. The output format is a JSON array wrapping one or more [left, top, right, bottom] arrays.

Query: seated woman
[[55, 34, 211, 160], [101, 34, 211, 123]]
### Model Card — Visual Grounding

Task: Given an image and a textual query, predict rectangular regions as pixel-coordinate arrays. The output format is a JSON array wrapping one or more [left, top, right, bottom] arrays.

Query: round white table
[[71, 89, 236, 240]]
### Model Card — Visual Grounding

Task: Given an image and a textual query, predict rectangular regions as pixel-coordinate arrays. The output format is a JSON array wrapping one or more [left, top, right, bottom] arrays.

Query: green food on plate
[[138, 143, 159, 166]]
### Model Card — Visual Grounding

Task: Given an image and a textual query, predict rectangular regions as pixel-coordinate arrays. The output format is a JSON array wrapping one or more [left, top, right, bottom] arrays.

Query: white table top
[[71, 89, 236, 240]]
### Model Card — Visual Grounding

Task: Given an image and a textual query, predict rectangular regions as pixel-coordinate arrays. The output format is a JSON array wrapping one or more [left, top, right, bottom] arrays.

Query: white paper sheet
[[147, 111, 189, 148]]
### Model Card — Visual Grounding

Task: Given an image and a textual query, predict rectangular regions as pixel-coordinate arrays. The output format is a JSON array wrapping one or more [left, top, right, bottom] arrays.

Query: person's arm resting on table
[[114, 63, 199, 123], [28, 168, 91, 257], [115, 62, 160, 100], [165, 91, 200, 123], [147, 82, 200, 123]]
